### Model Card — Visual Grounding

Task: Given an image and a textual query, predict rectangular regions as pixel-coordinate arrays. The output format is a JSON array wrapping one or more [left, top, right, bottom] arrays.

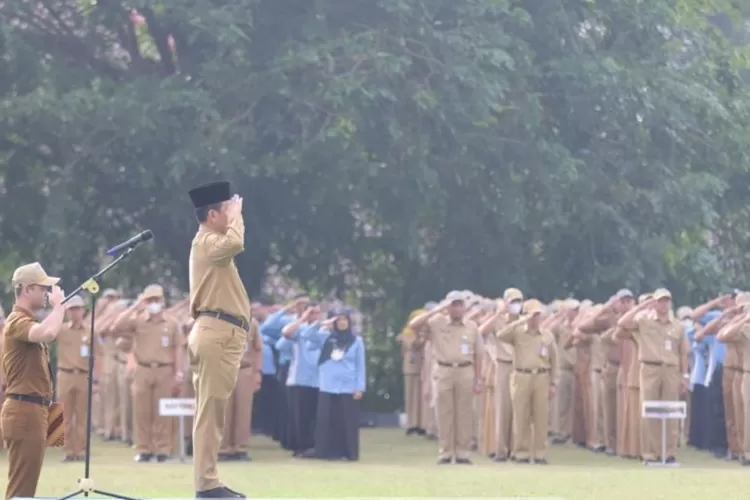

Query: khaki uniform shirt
[[496, 323, 559, 385], [401, 310, 426, 376], [726, 342, 742, 370], [57, 322, 101, 371], [241, 319, 262, 368], [1, 306, 52, 399], [119, 313, 181, 366], [555, 323, 576, 370], [422, 315, 481, 367], [739, 325, 750, 372], [189, 217, 251, 324], [488, 315, 514, 363], [625, 314, 688, 367]]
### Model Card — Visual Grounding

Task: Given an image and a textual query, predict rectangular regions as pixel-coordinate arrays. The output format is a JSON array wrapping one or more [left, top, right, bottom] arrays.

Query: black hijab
[[318, 308, 356, 365]]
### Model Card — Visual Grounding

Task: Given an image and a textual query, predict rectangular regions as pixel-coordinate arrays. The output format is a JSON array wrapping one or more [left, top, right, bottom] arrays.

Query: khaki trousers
[[734, 369, 744, 454], [134, 365, 174, 455], [103, 353, 120, 438], [404, 373, 422, 429], [510, 371, 550, 460], [434, 364, 474, 460], [116, 358, 134, 442], [724, 367, 740, 456], [556, 368, 574, 439], [188, 317, 244, 492], [493, 361, 513, 457], [589, 369, 604, 448], [602, 364, 619, 452], [220, 366, 255, 453], [1, 399, 48, 500], [741, 373, 750, 459], [639, 363, 680, 460], [58, 370, 88, 457]]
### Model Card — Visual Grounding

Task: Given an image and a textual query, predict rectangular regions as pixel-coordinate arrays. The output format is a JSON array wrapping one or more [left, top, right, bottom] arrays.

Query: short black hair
[[195, 202, 223, 223]]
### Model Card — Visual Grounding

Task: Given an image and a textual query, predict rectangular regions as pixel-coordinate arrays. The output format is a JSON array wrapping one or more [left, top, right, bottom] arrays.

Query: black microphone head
[[142, 230, 154, 241]]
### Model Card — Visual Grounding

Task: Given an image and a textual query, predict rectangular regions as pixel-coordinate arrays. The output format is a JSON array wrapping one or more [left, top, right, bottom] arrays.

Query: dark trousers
[[274, 364, 293, 449], [688, 385, 711, 449], [288, 385, 319, 452], [707, 366, 728, 455], [314, 392, 360, 461], [252, 374, 279, 436]]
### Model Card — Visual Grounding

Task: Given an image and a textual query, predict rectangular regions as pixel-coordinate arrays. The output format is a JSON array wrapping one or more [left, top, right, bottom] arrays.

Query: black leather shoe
[[134, 453, 153, 462], [218, 452, 233, 462], [436, 457, 451, 464], [232, 452, 251, 461], [156, 454, 169, 463], [516, 458, 530, 464], [224, 486, 246, 498], [455, 458, 473, 464], [492, 455, 507, 463], [196, 487, 237, 498], [534, 458, 549, 465]]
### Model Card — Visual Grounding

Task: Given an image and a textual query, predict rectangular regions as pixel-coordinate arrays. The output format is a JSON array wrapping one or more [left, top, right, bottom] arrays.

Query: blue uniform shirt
[[301, 323, 366, 395], [279, 323, 322, 388], [260, 310, 297, 342], [686, 324, 708, 390], [277, 336, 294, 367], [261, 343, 276, 375], [698, 310, 725, 386]]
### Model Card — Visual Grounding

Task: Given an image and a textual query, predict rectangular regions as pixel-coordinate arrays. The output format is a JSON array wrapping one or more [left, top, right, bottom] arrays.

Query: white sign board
[[159, 397, 195, 417]]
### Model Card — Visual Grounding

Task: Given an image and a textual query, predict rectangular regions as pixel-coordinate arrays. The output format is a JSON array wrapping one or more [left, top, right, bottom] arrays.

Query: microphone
[[106, 230, 153, 256]]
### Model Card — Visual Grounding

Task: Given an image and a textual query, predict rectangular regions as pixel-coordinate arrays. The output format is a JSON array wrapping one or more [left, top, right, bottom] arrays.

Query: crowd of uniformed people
[[400, 288, 750, 465], [0, 290, 366, 464], [1, 283, 748, 467]]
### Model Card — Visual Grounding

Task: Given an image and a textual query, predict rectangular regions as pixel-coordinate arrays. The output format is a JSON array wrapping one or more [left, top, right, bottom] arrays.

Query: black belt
[[437, 361, 472, 368], [608, 361, 620, 366], [593, 368, 602, 373], [240, 363, 254, 369], [516, 368, 549, 374], [58, 367, 88, 374], [137, 361, 173, 369], [198, 310, 250, 332], [642, 361, 677, 367], [726, 366, 742, 372], [6, 393, 52, 407], [497, 359, 512, 364]]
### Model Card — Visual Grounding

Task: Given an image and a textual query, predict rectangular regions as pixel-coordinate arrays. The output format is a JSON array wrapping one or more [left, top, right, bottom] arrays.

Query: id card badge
[[80, 345, 89, 358], [665, 339, 672, 351], [161, 335, 169, 348], [540, 344, 548, 358], [460, 343, 470, 356]]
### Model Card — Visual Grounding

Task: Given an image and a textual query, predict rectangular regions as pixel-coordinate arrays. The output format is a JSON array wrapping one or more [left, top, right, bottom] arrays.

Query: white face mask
[[682, 319, 693, 329], [147, 303, 163, 315], [508, 303, 522, 315]]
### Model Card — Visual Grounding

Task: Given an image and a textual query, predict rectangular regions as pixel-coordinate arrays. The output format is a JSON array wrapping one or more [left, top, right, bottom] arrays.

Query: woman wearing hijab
[[299, 308, 366, 461]]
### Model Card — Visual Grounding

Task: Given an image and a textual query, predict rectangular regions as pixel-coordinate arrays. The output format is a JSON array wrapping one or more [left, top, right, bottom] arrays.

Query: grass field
[[1, 428, 750, 499]]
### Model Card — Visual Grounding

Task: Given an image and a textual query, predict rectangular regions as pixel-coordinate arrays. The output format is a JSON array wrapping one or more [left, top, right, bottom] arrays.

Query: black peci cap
[[188, 181, 231, 209]]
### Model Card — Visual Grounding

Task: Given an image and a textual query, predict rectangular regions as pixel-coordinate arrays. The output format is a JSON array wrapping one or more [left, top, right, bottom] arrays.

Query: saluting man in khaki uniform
[[111, 285, 184, 462], [408, 291, 483, 464], [478, 288, 523, 462], [495, 299, 558, 464], [98, 289, 122, 441], [188, 181, 249, 498], [717, 299, 750, 466], [400, 308, 426, 436], [219, 318, 262, 461], [617, 288, 689, 464], [550, 299, 579, 444], [56, 295, 100, 461]]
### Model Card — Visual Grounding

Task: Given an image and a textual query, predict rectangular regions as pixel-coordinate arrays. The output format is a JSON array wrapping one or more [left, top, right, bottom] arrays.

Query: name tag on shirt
[[162, 336, 169, 348], [540, 344, 548, 358], [665, 339, 672, 351], [460, 343, 470, 356], [245, 342, 250, 353], [80, 345, 89, 358]]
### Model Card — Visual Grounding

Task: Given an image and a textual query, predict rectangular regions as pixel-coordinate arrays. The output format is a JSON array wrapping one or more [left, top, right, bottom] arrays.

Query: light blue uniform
[[300, 324, 366, 394], [279, 324, 322, 388]]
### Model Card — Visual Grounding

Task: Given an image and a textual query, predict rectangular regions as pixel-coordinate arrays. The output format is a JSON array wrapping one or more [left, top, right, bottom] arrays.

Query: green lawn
[[1, 428, 749, 499]]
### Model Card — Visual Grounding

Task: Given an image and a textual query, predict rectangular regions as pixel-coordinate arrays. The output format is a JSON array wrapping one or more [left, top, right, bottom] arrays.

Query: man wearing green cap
[[187, 181, 249, 498]]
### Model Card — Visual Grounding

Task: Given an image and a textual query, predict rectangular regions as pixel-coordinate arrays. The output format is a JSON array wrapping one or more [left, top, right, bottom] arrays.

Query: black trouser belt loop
[[137, 361, 174, 369], [516, 368, 549, 374], [58, 367, 88, 374], [7, 393, 52, 407], [642, 360, 664, 366], [198, 310, 250, 332], [437, 361, 472, 368]]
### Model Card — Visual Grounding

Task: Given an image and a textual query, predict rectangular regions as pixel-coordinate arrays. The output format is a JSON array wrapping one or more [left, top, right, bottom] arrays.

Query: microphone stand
[[58, 247, 140, 500]]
